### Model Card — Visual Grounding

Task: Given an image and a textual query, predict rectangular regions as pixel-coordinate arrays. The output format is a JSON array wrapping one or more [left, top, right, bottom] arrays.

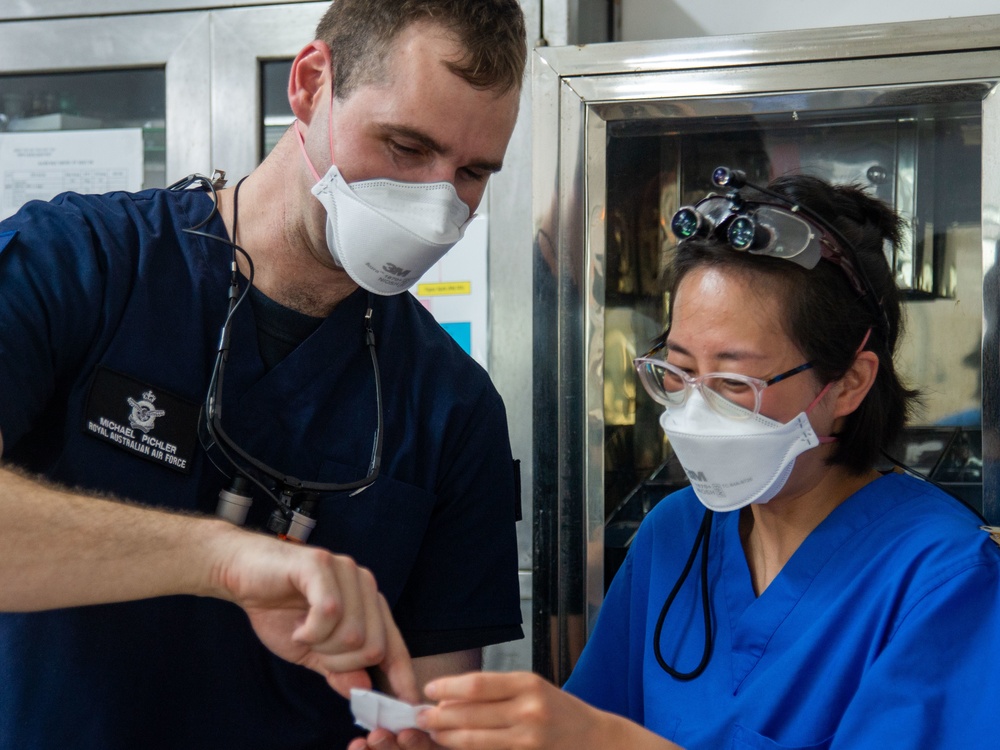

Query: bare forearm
[[561, 703, 686, 750], [596, 712, 685, 750], [0, 464, 232, 611], [0, 463, 421, 700]]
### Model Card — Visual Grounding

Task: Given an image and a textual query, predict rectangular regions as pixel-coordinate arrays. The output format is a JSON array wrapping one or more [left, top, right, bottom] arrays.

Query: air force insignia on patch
[[85, 367, 199, 474], [128, 391, 166, 433]]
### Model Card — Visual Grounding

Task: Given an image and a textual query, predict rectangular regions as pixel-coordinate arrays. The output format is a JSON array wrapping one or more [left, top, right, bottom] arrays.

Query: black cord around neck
[[232, 175, 248, 249], [653, 508, 715, 681], [203, 176, 382, 499]]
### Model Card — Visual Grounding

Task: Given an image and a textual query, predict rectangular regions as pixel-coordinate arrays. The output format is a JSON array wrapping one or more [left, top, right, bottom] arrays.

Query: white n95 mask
[[311, 166, 473, 295], [659, 391, 821, 513]]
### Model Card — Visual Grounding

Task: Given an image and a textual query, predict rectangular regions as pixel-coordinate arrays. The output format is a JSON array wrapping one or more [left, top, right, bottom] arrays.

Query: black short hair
[[666, 174, 919, 474]]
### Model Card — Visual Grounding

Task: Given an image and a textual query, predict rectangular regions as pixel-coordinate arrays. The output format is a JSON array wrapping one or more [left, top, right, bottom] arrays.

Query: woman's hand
[[346, 671, 682, 750], [343, 672, 601, 750], [415, 671, 616, 750]]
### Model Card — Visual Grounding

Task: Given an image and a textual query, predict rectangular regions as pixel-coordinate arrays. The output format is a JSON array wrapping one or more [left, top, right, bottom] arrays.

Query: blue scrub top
[[0, 189, 522, 749], [566, 473, 1000, 749]]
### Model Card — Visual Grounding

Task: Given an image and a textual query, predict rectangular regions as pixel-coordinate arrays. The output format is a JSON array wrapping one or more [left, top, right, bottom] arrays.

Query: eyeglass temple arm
[[640, 333, 668, 360]]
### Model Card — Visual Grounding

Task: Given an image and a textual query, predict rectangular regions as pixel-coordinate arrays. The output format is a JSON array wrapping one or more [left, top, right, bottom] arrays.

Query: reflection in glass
[[0, 68, 166, 188], [261, 60, 293, 160]]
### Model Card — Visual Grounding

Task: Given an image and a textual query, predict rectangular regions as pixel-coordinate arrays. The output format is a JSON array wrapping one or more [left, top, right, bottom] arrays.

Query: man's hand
[[347, 727, 442, 750], [209, 527, 419, 703]]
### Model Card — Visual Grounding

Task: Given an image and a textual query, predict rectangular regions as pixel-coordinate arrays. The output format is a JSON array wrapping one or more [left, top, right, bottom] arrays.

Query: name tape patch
[[84, 367, 200, 474]]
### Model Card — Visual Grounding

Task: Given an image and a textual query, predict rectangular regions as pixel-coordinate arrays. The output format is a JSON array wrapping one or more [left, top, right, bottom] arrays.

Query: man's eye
[[461, 168, 489, 182], [390, 141, 422, 156]]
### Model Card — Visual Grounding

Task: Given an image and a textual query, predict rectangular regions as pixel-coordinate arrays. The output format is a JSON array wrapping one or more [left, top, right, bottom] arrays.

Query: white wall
[[621, 0, 998, 41]]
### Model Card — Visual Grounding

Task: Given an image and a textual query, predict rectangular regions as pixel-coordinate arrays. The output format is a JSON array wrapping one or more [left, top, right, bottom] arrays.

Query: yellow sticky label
[[416, 281, 472, 297]]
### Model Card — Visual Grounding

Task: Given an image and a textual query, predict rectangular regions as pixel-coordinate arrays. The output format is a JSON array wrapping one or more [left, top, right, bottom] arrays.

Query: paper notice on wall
[[0, 128, 144, 221], [411, 214, 489, 368]]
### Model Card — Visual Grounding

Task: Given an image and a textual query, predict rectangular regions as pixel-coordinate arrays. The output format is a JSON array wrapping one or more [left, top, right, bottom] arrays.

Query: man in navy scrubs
[[0, 1, 526, 747]]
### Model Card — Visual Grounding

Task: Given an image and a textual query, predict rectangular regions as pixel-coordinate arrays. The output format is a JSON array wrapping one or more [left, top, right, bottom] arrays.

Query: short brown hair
[[316, 0, 527, 99]]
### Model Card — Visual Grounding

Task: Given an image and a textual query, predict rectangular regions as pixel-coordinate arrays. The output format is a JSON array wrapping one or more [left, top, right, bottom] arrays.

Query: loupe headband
[[671, 167, 891, 340]]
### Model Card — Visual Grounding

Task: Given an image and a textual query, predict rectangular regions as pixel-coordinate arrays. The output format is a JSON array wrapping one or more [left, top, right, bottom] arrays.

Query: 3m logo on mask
[[382, 262, 412, 278], [684, 468, 729, 501]]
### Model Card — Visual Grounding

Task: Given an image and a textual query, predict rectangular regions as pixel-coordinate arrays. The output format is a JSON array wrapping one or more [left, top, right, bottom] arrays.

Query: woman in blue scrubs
[[367, 170, 1000, 750]]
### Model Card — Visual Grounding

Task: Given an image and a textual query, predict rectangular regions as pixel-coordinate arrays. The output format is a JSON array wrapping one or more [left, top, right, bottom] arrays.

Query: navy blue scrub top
[[0, 188, 522, 749]]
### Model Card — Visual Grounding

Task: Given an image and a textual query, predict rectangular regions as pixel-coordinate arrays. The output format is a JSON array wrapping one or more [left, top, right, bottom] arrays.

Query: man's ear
[[288, 40, 333, 125], [832, 350, 879, 419]]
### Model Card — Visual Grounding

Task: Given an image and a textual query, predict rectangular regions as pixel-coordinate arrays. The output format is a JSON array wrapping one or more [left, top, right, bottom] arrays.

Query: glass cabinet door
[[262, 60, 295, 160], [0, 68, 166, 203], [0, 11, 210, 212], [0, 2, 327, 214]]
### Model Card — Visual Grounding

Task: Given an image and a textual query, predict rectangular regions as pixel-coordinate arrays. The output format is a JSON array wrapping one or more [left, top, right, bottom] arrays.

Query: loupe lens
[[712, 166, 746, 189], [712, 166, 733, 187], [728, 216, 757, 250], [671, 207, 701, 239]]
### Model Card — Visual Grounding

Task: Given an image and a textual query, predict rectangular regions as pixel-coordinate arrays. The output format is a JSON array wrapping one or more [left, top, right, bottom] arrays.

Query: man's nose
[[424, 161, 458, 186]]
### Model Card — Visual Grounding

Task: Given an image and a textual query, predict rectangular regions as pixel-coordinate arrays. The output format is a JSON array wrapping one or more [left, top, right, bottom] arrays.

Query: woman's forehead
[[669, 267, 795, 358]]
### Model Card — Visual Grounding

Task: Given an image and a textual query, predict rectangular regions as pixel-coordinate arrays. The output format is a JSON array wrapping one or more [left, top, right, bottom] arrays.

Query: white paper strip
[[350, 688, 434, 734]]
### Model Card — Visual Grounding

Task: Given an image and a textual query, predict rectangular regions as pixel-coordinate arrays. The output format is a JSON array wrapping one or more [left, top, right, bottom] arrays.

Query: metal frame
[[209, 2, 327, 179], [0, 1, 316, 22], [532, 14, 1000, 684]]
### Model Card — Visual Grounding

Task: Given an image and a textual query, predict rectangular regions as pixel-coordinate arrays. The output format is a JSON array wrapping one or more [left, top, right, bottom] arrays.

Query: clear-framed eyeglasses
[[633, 351, 814, 420]]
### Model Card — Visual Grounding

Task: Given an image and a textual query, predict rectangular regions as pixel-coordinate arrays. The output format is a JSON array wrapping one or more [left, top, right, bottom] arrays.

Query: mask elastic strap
[[855, 327, 873, 355], [328, 83, 336, 168], [807, 327, 873, 443], [806, 383, 832, 414], [293, 80, 339, 184], [293, 120, 322, 183]]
